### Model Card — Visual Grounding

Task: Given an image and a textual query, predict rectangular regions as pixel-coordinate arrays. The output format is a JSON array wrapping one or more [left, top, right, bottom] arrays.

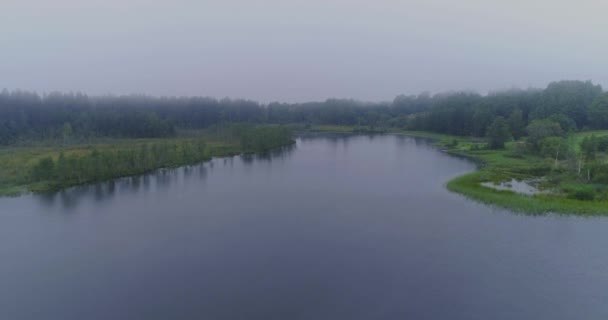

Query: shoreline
[[4, 125, 607, 215], [0, 141, 295, 197], [303, 125, 608, 215], [0, 128, 295, 197], [399, 131, 608, 215]]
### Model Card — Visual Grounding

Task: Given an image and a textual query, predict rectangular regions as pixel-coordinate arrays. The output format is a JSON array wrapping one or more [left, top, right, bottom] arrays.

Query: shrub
[[568, 188, 595, 201], [591, 164, 608, 183], [32, 157, 55, 181], [526, 119, 564, 149], [486, 117, 512, 149], [539, 137, 569, 159]]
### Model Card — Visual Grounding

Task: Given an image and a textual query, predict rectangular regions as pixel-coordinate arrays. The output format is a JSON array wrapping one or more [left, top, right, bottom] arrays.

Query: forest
[[0, 124, 294, 195], [2, 80, 608, 202], [1, 80, 607, 146]]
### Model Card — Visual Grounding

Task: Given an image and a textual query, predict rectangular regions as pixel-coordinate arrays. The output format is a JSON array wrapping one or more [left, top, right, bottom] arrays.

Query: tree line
[[28, 125, 294, 190], [407, 81, 605, 138], [1, 80, 608, 146], [31, 139, 209, 190]]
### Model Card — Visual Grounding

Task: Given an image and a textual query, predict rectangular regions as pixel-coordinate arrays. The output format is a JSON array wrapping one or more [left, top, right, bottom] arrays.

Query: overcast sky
[[2, 0, 607, 102]]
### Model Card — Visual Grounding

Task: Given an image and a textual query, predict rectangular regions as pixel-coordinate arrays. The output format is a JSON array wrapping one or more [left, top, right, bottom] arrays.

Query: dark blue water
[[1, 134, 607, 319]]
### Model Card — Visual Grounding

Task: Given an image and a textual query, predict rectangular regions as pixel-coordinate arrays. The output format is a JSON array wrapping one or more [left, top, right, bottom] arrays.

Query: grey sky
[[2, 0, 607, 102]]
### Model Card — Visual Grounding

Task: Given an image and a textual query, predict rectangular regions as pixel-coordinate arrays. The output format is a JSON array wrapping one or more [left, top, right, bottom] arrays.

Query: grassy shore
[[0, 138, 236, 196], [399, 131, 608, 215], [8, 124, 607, 215], [300, 125, 608, 215], [0, 127, 294, 196]]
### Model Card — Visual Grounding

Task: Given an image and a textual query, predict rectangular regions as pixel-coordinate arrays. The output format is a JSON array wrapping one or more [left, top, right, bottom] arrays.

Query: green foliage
[[539, 137, 568, 159], [0, 124, 295, 194], [547, 113, 577, 132], [590, 163, 608, 183], [526, 120, 564, 148], [406, 130, 608, 214], [510, 141, 530, 158], [62, 122, 73, 145], [588, 93, 608, 129], [508, 108, 525, 139], [580, 135, 599, 159], [486, 117, 511, 149], [568, 187, 595, 201], [32, 157, 54, 181], [238, 126, 295, 153], [531, 80, 603, 128], [472, 106, 493, 137], [447, 169, 608, 214], [28, 139, 211, 189], [0, 80, 604, 146], [206, 124, 294, 153]]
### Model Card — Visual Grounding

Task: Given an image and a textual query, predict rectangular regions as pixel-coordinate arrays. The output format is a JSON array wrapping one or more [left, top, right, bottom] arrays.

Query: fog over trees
[[1, 80, 606, 146]]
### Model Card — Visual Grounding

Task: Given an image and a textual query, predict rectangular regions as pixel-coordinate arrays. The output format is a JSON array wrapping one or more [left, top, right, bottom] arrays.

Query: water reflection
[[33, 144, 296, 210], [242, 143, 296, 165], [298, 132, 355, 146], [4, 134, 608, 320]]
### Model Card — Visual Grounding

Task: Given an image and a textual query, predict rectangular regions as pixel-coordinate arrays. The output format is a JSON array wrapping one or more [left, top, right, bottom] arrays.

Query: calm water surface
[[1, 134, 607, 319]]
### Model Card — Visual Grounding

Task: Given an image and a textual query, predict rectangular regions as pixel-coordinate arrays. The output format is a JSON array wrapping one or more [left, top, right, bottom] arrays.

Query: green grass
[[300, 126, 608, 214], [8, 125, 606, 215], [0, 133, 272, 196], [446, 170, 608, 215], [400, 130, 608, 215], [570, 130, 608, 153]]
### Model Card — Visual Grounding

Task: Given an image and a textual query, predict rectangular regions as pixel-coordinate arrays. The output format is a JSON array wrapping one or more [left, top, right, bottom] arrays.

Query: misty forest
[[6, 0, 608, 318], [2, 80, 608, 213], [1, 80, 607, 144], [2, 80, 608, 208]]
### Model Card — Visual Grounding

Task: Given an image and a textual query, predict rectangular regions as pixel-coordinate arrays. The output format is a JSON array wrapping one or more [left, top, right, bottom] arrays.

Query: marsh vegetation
[[2, 80, 608, 214]]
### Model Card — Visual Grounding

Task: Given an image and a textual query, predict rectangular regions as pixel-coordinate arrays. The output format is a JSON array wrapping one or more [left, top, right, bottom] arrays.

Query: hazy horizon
[[3, 0, 608, 103], [1, 83, 552, 105]]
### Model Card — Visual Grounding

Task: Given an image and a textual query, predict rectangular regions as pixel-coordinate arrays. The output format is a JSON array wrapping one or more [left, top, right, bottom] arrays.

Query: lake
[[1, 134, 607, 319]]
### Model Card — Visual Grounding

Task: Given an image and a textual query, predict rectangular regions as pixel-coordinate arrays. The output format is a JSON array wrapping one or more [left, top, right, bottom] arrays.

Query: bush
[[568, 188, 595, 201], [447, 139, 459, 147], [486, 117, 512, 149], [591, 164, 608, 183], [511, 141, 531, 157], [526, 120, 564, 149], [539, 137, 569, 159], [32, 157, 55, 180]]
